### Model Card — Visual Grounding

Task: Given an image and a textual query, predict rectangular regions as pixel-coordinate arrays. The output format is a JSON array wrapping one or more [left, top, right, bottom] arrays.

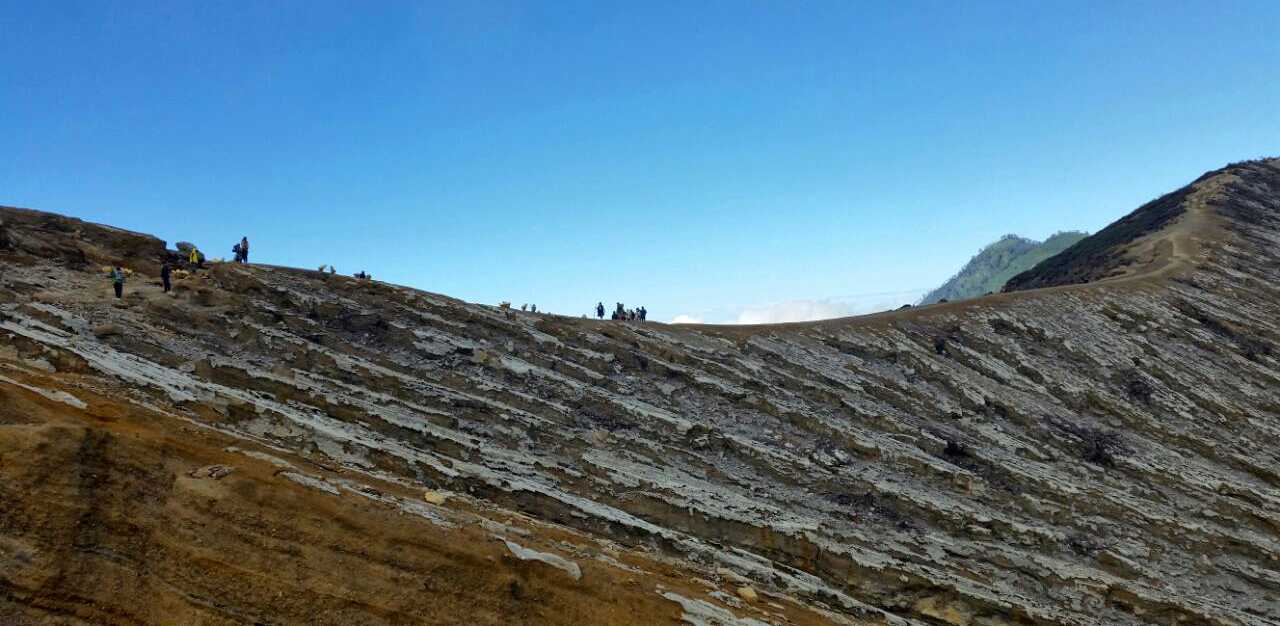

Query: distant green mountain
[[920, 231, 1089, 305]]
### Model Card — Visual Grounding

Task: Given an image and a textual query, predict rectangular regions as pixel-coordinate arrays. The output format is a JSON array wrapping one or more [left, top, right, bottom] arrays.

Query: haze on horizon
[[2, 1, 1278, 323]]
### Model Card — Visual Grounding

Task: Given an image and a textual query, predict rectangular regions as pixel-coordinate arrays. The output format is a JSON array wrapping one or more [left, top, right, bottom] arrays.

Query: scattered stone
[[661, 591, 772, 626], [716, 567, 751, 586], [503, 539, 582, 581], [1097, 549, 1141, 578], [189, 465, 235, 480], [914, 595, 974, 626], [91, 323, 120, 337], [708, 590, 743, 608], [279, 471, 340, 495]]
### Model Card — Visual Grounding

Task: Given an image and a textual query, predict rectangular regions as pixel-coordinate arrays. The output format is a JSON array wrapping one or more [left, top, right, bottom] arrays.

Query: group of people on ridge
[[108, 236, 251, 299], [105, 241, 658, 326], [597, 302, 646, 321]]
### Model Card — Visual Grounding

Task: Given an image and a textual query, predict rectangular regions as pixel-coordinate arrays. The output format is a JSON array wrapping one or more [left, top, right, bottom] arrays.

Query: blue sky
[[2, 1, 1277, 323]]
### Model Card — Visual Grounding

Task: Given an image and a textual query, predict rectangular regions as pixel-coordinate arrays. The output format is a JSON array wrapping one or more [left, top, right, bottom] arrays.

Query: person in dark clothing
[[232, 243, 242, 263], [160, 262, 172, 293], [638, 306, 646, 321], [110, 266, 125, 298], [596, 302, 605, 319], [240, 236, 249, 263]]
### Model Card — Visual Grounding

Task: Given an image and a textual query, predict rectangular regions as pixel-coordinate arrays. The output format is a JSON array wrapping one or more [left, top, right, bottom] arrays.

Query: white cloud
[[734, 300, 848, 324], [730, 290, 927, 325], [664, 290, 926, 326]]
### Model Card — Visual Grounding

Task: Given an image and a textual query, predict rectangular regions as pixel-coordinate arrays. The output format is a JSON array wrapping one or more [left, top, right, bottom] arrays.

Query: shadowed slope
[[1004, 159, 1278, 291]]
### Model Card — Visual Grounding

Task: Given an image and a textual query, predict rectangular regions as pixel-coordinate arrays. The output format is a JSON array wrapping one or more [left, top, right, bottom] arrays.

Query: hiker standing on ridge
[[160, 262, 171, 293], [232, 242, 242, 263], [241, 236, 249, 263], [110, 266, 125, 299], [188, 246, 203, 269], [596, 302, 604, 319]]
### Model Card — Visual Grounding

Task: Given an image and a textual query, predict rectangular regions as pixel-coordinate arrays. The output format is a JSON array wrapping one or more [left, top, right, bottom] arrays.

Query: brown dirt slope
[[0, 350, 833, 626]]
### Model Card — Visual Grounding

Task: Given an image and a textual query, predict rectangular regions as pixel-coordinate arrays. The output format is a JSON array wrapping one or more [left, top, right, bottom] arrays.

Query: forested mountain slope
[[920, 231, 1087, 304]]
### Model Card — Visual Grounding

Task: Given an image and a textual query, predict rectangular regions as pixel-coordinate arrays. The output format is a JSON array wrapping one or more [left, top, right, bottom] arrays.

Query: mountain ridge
[[2, 158, 1280, 625], [1003, 160, 1255, 292]]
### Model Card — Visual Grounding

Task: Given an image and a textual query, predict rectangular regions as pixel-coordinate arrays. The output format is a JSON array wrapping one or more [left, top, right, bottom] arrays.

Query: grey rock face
[[2, 159, 1280, 625]]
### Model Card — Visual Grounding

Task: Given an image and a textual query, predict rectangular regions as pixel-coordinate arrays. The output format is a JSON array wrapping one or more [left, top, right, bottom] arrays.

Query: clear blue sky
[[2, 2, 1277, 322]]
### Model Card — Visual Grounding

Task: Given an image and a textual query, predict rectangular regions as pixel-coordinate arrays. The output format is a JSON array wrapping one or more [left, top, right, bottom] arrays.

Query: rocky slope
[[2, 158, 1280, 626], [920, 232, 1088, 305]]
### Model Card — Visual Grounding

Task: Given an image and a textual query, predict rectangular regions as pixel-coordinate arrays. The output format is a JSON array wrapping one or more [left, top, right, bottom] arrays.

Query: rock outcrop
[[2, 158, 1280, 625]]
